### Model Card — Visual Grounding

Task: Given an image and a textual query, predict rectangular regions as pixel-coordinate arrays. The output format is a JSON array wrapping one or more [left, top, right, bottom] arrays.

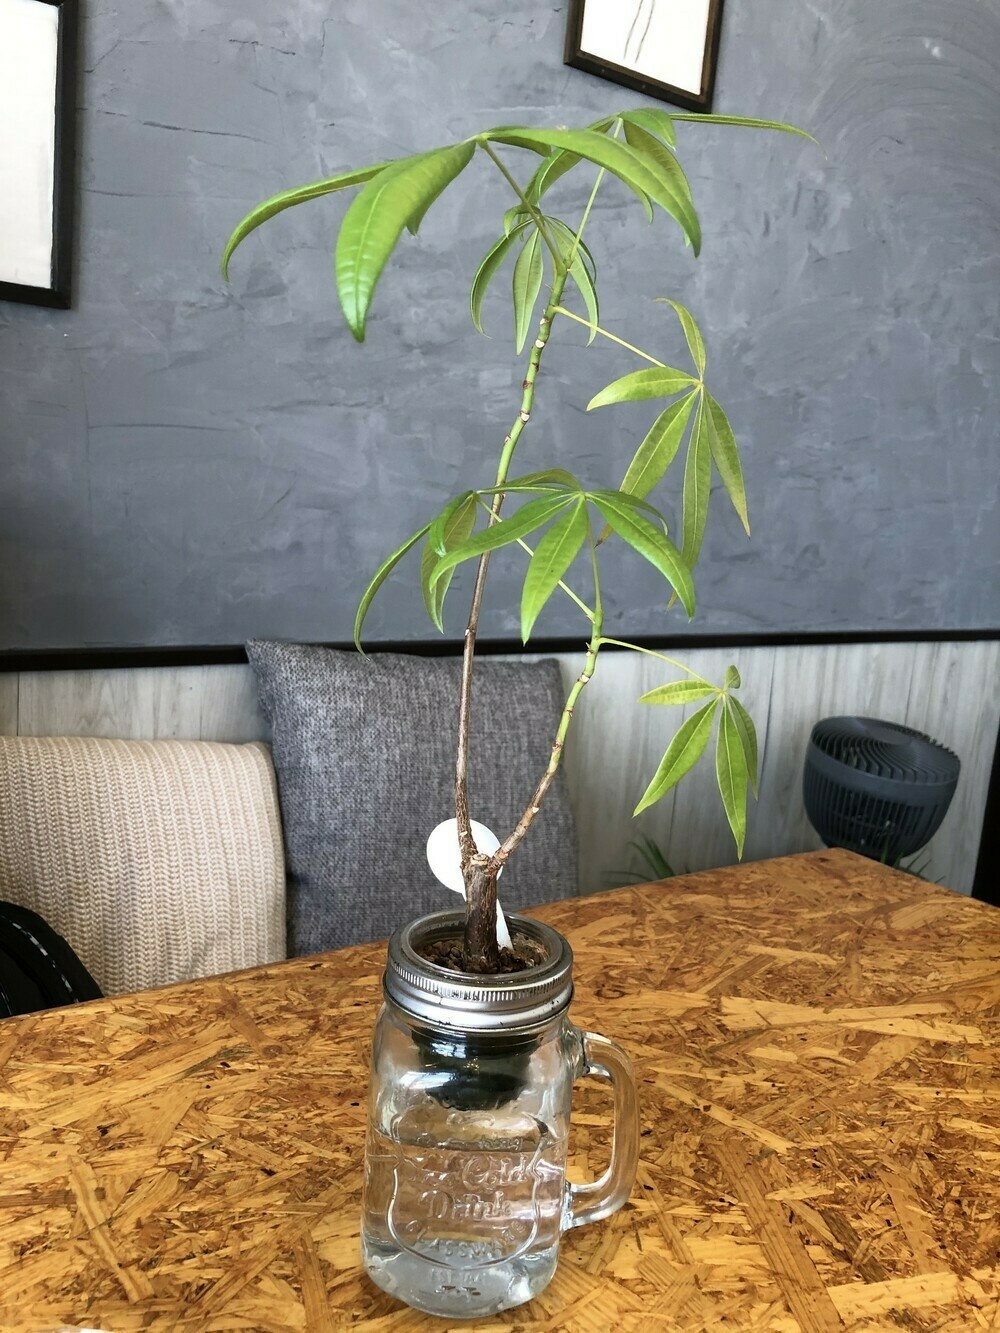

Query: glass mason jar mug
[[361, 911, 639, 1318]]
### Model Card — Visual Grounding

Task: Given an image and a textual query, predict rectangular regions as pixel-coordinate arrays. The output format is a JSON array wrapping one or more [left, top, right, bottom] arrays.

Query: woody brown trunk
[[462, 855, 500, 972]]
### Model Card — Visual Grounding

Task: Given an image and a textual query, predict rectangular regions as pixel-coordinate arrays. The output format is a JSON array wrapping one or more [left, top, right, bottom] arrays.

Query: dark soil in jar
[[417, 930, 547, 975]]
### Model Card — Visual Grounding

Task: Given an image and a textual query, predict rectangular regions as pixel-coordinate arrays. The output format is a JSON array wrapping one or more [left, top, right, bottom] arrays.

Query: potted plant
[[224, 107, 810, 1318]]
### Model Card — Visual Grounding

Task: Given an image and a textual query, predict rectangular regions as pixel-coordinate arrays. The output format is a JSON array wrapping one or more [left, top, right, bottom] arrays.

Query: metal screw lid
[[384, 910, 573, 1034]]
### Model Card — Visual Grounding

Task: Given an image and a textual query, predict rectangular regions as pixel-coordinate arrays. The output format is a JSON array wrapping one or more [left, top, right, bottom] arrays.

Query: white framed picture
[[564, 0, 725, 113], [0, 0, 76, 308]]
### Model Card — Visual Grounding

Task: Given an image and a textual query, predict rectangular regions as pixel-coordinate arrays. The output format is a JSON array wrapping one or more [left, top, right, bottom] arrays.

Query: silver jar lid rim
[[384, 911, 573, 1034]]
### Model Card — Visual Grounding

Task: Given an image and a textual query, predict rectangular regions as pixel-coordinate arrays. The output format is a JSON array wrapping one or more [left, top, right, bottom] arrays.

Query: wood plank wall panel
[[14, 665, 267, 743], [902, 642, 1000, 888], [0, 642, 995, 895], [0, 675, 17, 736], [558, 641, 999, 897]]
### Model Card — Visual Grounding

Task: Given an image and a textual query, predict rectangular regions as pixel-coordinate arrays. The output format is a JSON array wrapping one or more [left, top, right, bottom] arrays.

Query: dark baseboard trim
[[1, 625, 998, 674]]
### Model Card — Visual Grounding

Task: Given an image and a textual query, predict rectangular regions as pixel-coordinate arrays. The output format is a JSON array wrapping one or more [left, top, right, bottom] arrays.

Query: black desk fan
[[803, 717, 960, 864]]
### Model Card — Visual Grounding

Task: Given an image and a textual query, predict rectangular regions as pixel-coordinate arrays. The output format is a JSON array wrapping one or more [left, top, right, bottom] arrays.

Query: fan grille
[[803, 717, 959, 863]]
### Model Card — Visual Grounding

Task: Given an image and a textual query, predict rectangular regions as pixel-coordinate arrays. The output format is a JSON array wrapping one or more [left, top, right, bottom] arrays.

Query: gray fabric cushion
[[246, 642, 579, 956]]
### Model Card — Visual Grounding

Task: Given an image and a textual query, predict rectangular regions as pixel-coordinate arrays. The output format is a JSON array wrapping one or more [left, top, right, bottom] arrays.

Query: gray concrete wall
[[1, 0, 997, 651]]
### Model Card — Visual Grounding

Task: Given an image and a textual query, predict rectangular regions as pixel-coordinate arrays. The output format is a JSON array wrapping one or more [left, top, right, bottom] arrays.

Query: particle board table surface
[[1, 849, 999, 1332]]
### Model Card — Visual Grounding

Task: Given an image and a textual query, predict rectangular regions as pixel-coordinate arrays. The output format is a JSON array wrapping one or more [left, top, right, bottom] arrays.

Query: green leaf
[[421, 494, 477, 631], [600, 450, 688, 543], [520, 499, 590, 642], [610, 833, 675, 885], [545, 214, 597, 275], [635, 834, 675, 880], [354, 521, 432, 651], [429, 491, 477, 556], [618, 107, 676, 147], [480, 468, 583, 495], [486, 127, 700, 252], [503, 203, 529, 235], [716, 704, 749, 857], [429, 492, 574, 588], [656, 298, 706, 377], [705, 391, 749, 535], [523, 116, 617, 207], [335, 141, 475, 341], [420, 543, 443, 630], [621, 120, 698, 249], [634, 699, 719, 815], [727, 696, 759, 799], [475, 485, 567, 497], [470, 224, 528, 334], [589, 488, 668, 526], [568, 230, 598, 284], [405, 151, 464, 235], [526, 150, 582, 206], [568, 258, 599, 344], [682, 393, 712, 569], [513, 229, 544, 355], [619, 393, 698, 500], [592, 492, 695, 617], [221, 160, 392, 280], [588, 366, 697, 410], [548, 219, 599, 344], [670, 113, 818, 144], [724, 665, 741, 690], [639, 680, 718, 706]]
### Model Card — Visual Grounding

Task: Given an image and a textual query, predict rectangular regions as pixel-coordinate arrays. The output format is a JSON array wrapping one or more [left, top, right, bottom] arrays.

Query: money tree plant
[[223, 109, 811, 972]]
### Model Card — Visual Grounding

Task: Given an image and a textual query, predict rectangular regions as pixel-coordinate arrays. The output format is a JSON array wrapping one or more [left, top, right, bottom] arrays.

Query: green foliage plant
[[608, 835, 678, 888], [224, 108, 814, 971]]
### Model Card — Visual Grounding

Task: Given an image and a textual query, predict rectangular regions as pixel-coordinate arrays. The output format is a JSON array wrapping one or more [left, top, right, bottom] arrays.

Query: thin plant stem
[[552, 306, 667, 367], [598, 636, 714, 687], [562, 120, 622, 274], [562, 158, 608, 274], [496, 526, 604, 865], [474, 150, 626, 873], [480, 142, 563, 269], [455, 272, 569, 865]]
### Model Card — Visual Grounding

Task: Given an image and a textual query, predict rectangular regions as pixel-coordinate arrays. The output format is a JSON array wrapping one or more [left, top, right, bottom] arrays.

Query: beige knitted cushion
[[0, 736, 286, 995]]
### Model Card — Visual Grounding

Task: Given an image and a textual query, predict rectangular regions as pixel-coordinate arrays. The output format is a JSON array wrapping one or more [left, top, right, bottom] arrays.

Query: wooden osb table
[[1, 849, 998, 1332]]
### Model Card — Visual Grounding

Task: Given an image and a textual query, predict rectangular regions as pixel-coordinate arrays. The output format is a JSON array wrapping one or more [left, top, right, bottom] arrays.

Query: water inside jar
[[361, 1109, 566, 1317]]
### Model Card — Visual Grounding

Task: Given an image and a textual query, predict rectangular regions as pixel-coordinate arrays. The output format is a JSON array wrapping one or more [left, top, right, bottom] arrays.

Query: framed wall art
[[0, 0, 77, 308], [564, 0, 725, 114]]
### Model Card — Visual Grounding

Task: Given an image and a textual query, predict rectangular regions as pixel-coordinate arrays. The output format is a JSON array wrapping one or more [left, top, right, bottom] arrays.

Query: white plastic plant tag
[[425, 818, 513, 951]]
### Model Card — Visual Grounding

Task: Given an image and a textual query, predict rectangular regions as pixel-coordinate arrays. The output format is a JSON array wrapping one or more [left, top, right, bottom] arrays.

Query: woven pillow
[[246, 642, 579, 956], [0, 736, 286, 995]]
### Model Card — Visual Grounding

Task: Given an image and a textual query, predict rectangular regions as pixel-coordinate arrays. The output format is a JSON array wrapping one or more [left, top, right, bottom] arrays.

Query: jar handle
[[563, 1030, 639, 1231]]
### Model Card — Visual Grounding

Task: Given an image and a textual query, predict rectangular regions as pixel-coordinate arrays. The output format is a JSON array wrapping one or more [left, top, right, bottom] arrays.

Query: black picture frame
[[0, 0, 78, 310], [564, 0, 725, 115]]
